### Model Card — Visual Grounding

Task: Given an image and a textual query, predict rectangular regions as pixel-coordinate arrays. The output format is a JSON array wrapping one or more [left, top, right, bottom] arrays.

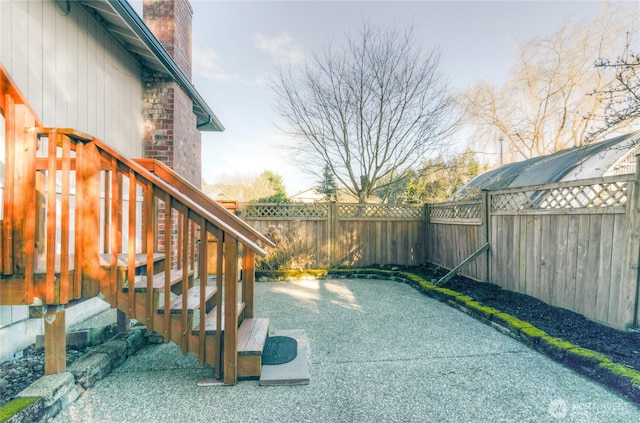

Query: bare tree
[[461, 4, 638, 162], [271, 22, 458, 203], [591, 33, 640, 139]]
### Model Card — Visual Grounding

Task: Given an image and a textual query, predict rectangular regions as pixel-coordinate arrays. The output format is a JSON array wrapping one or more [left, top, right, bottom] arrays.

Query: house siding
[[0, 0, 143, 158]]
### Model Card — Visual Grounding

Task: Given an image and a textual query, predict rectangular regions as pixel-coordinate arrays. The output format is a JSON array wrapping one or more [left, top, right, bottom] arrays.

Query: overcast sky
[[131, 1, 633, 194]]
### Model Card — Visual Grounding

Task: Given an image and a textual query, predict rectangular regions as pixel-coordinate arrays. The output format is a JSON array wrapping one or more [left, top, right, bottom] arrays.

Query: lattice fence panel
[[338, 204, 423, 219], [491, 180, 630, 212], [242, 203, 329, 218], [429, 202, 482, 222]]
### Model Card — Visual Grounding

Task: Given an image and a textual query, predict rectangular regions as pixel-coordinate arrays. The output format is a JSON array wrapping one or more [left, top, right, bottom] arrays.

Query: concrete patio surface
[[52, 278, 640, 422]]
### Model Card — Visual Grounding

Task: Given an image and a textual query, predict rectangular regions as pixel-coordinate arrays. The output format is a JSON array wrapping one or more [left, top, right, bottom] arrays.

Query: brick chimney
[[143, 0, 192, 79], [142, 0, 201, 187]]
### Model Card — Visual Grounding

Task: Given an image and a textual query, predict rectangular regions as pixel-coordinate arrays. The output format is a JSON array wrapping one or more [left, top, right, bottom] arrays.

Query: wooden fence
[[234, 162, 640, 331], [426, 162, 640, 331], [237, 203, 425, 268]]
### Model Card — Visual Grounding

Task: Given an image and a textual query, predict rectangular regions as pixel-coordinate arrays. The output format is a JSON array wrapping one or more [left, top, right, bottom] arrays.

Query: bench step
[[158, 285, 217, 314]]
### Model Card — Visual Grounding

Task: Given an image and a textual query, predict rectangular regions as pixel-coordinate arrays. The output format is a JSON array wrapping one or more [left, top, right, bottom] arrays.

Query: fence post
[[482, 190, 490, 283], [626, 155, 640, 329], [423, 203, 430, 265], [328, 202, 338, 267]]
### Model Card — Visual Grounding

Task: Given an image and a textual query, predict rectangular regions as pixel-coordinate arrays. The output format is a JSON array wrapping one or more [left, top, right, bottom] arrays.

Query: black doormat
[[262, 336, 298, 365]]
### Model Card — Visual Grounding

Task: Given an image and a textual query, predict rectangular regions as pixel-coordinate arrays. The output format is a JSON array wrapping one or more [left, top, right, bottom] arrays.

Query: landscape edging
[[1, 326, 148, 423]]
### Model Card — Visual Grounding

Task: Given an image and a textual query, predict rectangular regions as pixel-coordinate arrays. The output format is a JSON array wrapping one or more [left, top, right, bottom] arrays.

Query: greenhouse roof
[[452, 132, 640, 200]]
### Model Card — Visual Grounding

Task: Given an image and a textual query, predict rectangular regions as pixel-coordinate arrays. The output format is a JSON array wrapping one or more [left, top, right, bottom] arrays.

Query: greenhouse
[[452, 132, 640, 200]]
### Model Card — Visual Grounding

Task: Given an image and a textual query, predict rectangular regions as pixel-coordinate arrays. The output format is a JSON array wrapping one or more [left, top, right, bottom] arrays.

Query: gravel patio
[[52, 278, 640, 422]]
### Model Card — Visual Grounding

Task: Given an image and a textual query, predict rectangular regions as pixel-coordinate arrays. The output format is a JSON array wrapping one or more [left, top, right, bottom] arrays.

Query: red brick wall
[[142, 71, 175, 168], [142, 0, 201, 187]]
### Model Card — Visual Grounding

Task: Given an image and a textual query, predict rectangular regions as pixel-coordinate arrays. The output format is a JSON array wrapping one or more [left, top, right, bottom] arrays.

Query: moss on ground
[[600, 362, 640, 385], [0, 397, 39, 423]]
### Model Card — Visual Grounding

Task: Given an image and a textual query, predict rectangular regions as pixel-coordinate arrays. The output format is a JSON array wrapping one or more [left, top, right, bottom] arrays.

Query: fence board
[[553, 215, 569, 308], [563, 215, 580, 312], [575, 215, 591, 316], [595, 214, 615, 324], [608, 215, 626, 325], [586, 216, 603, 318]]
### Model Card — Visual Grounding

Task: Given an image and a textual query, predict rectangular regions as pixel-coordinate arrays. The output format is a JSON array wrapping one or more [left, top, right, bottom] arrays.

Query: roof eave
[[102, 0, 224, 132]]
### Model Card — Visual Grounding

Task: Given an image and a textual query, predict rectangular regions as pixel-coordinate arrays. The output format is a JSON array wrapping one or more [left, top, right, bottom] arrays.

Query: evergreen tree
[[316, 164, 338, 201]]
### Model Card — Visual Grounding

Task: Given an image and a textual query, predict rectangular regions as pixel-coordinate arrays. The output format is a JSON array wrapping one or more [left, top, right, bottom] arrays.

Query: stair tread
[[238, 318, 270, 356], [123, 269, 193, 292], [159, 285, 217, 314], [193, 303, 245, 335], [100, 253, 165, 268], [36, 252, 165, 274]]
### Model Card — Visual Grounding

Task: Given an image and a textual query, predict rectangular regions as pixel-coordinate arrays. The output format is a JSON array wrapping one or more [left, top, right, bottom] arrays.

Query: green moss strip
[[0, 397, 40, 423]]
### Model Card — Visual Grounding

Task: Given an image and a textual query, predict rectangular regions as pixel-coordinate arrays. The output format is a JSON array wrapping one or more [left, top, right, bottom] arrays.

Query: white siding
[[0, 0, 143, 158]]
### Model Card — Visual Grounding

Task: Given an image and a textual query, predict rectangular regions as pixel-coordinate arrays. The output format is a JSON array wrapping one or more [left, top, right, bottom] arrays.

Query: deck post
[[44, 308, 66, 375], [242, 250, 255, 318], [117, 309, 130, 333], [223, 236, 238, 384], [77, 141, 102, 297]]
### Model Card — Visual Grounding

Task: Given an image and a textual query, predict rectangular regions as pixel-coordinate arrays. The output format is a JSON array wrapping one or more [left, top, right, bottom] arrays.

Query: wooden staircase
[[0, 63, 274, 384]]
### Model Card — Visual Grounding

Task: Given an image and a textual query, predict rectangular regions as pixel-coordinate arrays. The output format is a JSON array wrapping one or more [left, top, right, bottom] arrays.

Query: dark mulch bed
[[407, 264, 640, 372]]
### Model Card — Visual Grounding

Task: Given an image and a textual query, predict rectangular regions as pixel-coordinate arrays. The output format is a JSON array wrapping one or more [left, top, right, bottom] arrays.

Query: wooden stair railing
[[47, 128, 268, 384], [133, 158, 276, 319], [2, 63, 270, 384]]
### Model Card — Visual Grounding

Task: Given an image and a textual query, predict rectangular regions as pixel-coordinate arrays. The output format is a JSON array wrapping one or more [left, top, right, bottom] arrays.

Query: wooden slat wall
[[0, 0, 143, 158], [335, 219, 424, 267], [242, 212, 425, 267], [426, 222, 486, 281], [489, 211, 632, 328]]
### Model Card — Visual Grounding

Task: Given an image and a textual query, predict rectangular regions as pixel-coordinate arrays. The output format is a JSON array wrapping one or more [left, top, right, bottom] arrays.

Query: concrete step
[[259, 329, 310, 386]]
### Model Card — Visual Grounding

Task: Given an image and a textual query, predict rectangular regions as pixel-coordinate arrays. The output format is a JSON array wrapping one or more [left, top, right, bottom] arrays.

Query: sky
[[132, 0, 633, 195]]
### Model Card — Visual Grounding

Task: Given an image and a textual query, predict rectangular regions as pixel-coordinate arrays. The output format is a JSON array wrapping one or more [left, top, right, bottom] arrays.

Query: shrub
[[256, 222, 317, 271]]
